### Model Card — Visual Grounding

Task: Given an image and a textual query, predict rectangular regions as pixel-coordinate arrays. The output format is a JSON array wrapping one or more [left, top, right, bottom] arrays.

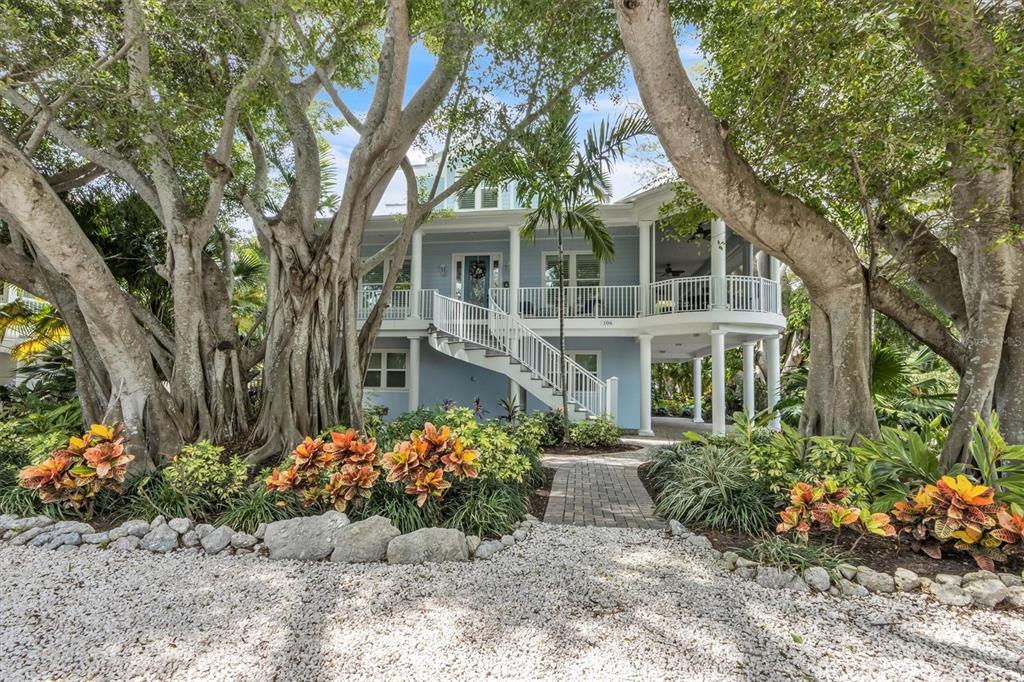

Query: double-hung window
[[365, 351, 407, 389]]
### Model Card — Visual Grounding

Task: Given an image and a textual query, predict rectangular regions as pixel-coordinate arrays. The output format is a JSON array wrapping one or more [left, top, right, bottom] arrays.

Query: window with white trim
[[457, 189, 476, 210], [365, 351, 407, 389], [480, 185, 499, 209], [543, 252, 603, 288], [362, 259, 411, 291]]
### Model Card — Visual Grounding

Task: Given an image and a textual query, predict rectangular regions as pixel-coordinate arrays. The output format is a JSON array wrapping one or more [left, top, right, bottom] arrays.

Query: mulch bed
[[529, 467, 556, 520], [542, 442, 643, 456], [635, 461, 1012, 578]]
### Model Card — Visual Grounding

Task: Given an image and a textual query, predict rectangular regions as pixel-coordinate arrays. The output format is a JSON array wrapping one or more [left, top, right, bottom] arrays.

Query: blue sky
[[321, 32, 704, 214]]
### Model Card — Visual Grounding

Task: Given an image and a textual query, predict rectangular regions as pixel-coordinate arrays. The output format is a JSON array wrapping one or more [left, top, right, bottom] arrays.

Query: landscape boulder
[[330, 516, 401, 563], [263, 511, 350, 561], [386, 528, 469, 564]]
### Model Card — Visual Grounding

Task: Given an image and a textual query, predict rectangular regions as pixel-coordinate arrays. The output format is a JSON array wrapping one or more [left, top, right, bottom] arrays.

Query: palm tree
[[0, 297, 69, 362], [489, 104, 652, 442]]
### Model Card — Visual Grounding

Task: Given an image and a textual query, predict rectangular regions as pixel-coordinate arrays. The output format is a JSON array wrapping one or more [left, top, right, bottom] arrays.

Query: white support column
[[407, 336, 421, 412], [765, 334, 781, 429], [638, 220, 653, 315], [691, 356, 703, 423], [639, 334, 654, 436], [711, 329, 727, 435], [508, 225, 521, 316], [410, 230, 423, 318], [710, 218, 727, 309], [605, 376, 619, 423], [742, 341, 756, 419]]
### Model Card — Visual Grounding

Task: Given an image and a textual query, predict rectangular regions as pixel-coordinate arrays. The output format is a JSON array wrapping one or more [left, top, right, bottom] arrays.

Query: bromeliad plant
[[17, 422, 134, 514], [266, 430, 382, 512], [382, 422, 480, 507], [890, 474, 1019, 571], [776, 480, 896, 548]]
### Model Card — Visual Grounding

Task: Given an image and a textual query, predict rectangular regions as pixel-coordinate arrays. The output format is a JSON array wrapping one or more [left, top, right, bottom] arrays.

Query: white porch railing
[[432, 292, 610, 418], [646, 276, 712, 315], [727, 276, 780, 314], [492, 285, 640, 318], [356, 287, 411, 320]]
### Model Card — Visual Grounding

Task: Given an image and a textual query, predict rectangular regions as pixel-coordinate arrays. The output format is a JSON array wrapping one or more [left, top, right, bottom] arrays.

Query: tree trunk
[[557, 216, 570, 443], [615, 0, 879, 440]]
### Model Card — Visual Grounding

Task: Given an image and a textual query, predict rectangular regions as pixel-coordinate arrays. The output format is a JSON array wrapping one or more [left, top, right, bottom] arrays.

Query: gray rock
[[934, 573, 962, 587], [931, 583, 972, 606], [668, 519, 689, 537], [195, 523, 215, 540], [55, 543, 78, 553], [181, 530, 200, 548], [786, 576, 811, 593], [474, 540, 502, 560], [803, 567, 831, 592], [894, 567, 922, 592], [110, 520, 150, 540], [329, 516, 400, 563], [685, 534, 713, 550], [1006, 586, 1024, 608], [11, 527, 47, 546], [500, 534, 515, 548], [512, 528, 528, 542], [254, 523, 267, 540], [734, 557, 758, 569], [263, 511, 349, 561], [525, 513, 538, 523], [961, 570, 998, 586], [109, 536, 141, 551], [736, 566, 756, 580], [721, 551, 739, 571], [29, 531, 55, 547], [855, 567, 895, 593], [963, 578, 1009, 608], [140, 525, 179, 553], [231, 532, 258, 549], [1, 515, 52, 532], [837, 564, 857, 580], [999, 573, 1023, 588], [2, 530, 12, 541], [200, 526, 235, 555], [754, 567, 793, 590], [828, 586, 840, 597], [44, 532, 81, 550], [386, 528, 469, 564], [466, 535, 481, 555], [838, 578, 869, 597], [51, 520, 94, 535], [81, 531, 109, 545], [151, 515, 166, 527], [168, 518, 192, 534]]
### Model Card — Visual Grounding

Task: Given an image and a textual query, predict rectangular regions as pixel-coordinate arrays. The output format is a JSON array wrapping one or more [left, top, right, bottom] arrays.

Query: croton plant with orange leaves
[[266, 430, 382, 512], [18, 422, 134, 512], [776, 480, 896, 545], [382, 422, 480, 507], [891, 474, 1024, 571]]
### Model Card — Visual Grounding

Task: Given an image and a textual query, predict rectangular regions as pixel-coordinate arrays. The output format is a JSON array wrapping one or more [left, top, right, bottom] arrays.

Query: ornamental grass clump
[[17, 422, 133, 514], [266, 430, 382, 512], [891, 474, 1023, 571]]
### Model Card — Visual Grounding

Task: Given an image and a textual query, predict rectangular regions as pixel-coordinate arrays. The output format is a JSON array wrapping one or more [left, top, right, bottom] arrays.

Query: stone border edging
[[0, 512, 540, 565], [667, 519, 1024, 610]]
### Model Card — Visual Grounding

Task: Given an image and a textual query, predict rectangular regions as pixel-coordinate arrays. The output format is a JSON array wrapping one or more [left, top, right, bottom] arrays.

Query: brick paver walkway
[[542, 449, 664, 529]]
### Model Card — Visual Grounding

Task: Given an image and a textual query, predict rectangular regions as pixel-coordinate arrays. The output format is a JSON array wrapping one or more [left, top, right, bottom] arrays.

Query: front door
[[456, 254, 493, 306]]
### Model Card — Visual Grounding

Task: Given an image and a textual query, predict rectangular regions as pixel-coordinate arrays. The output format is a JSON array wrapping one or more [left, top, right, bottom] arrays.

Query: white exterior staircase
[[428, 292, 617, 421]]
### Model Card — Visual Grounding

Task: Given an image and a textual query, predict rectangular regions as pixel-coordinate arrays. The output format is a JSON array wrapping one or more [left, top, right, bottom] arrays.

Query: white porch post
[[410, 230, 423, 318], [691, 356, 703, 423], [710, 218, 727, 309], [711, 329, 727, 435], [605, 376, 619, 423], [407, 335, 421, 411], [765, 334, 781, 429], [639, 334, 654, 436], [769, 255, 782, 314], [508, 225, 521, 316], [742, 341, 756, 419], [638, 220, 653, 315]]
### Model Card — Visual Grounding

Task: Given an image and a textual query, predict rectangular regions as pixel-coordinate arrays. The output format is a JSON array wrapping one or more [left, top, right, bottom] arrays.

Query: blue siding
[[518, 230, 639, 287], [421, 234, 510, 295], [419, 345, 511, 417]]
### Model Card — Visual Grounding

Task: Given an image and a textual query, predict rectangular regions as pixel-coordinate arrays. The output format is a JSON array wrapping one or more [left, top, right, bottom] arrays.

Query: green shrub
[[655, 443, 775, 534], [747, 424, 867, 501], [217, 484, 304, 534], [164, 441, 247, 514], [115, 470, 190, 521], [738, 534, 853, 573], [569, 417, 620, 448], [350, 480, 443, 533], [645, 441, 704, 491], [517, 410, 565, 448], [442, 478, 528, 538]]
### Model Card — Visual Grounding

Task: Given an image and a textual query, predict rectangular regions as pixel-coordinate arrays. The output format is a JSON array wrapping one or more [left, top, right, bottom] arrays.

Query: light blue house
[[360, 162, 786, 435]]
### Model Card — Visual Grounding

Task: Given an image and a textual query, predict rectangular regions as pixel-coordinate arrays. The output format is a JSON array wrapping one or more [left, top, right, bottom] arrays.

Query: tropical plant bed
[[701, 528, 985, 578]]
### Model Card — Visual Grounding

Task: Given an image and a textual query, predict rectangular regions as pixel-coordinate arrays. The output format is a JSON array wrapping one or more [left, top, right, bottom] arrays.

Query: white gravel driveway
[[1, 524, 1022, 681]]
